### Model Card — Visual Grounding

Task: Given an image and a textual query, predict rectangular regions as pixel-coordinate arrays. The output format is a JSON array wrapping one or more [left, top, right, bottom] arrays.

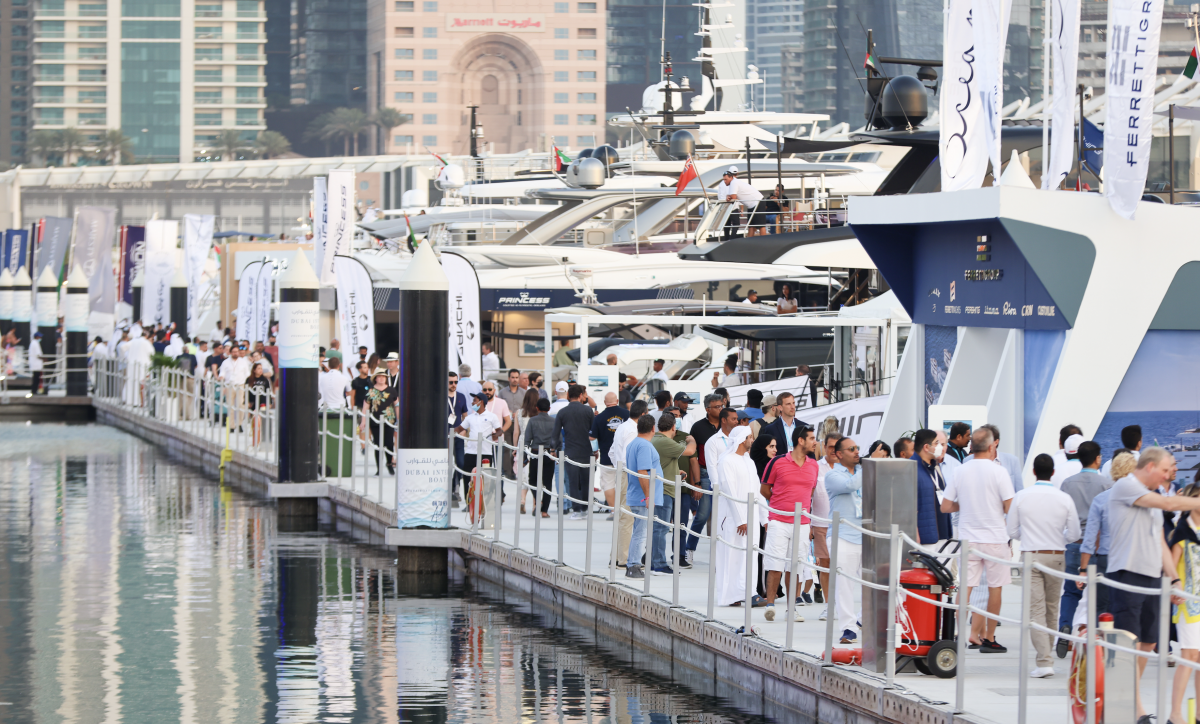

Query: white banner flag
[[142, 220, 177, 325], [442, 251, 481, 378], [254, 260, 273, 344], [974, 0, 1014, 180], [182, 214, 213, 337], [940, 0, 989, 191], [312, 177, 328, 280], [236, 260, 261, 342], [320, 170, 355, 286], [1044, 0, 1082, 190], [334, 255, 375, 359], [1104, 0, 1165, 219], [72, 206, 117, 314]]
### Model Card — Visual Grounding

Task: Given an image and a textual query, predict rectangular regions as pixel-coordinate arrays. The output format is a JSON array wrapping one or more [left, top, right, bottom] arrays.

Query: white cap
[[555, 380, 569, 393], [726, 165, 739, 174], [1064, 434, 1085, 455]]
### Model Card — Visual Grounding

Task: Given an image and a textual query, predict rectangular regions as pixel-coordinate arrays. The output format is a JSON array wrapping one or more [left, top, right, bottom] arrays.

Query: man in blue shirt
[[1056, 440, 1111, 650], [743, 389, 765, 420], [447, 372, 470, 503], [1075, 488, 1113, 616], [825, 436, 863, 643], [625, 415, 664, 580], [913, 429, 953, 544]]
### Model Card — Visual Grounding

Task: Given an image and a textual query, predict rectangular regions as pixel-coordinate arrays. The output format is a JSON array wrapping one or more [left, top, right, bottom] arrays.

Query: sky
[[1108, 330, 1200, 413]]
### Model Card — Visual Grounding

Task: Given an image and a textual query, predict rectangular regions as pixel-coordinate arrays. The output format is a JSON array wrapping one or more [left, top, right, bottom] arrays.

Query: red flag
[[675, 156, 698, 196]]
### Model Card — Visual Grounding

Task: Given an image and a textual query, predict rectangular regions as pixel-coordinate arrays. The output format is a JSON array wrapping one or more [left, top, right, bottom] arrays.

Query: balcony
[[235, 53, 265, 61], [235, 32, 264, 40], [195, 9, 222, 16], [37, 50, 65, 60], [236, 11, 265, 18], [79, 8, 106, 16], [78, 28, 107, 38], [195, 31, 224, 39], [36, 73, 65, 82], [38, 29, 66, 37]]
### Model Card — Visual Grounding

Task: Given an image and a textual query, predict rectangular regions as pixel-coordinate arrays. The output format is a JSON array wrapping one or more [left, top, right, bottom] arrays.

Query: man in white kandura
[[714, 426, 767, 607]]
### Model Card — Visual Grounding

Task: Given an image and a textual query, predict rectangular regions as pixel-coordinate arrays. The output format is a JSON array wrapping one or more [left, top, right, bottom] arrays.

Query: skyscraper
[[606, 0, 701, 114], [289, 0, 366, 108], [747, 0, 803, 112], [30, 0, 267, 164], [1, 0, 32, 167]]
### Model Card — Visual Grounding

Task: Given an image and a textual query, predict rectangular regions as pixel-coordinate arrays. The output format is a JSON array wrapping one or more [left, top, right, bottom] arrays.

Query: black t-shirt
[[176, 353, 197, 374], [204, 354, 226, 374], [589, 405, 629, 465], [689, 418, 720, 467], [351, 376, 371, 409]]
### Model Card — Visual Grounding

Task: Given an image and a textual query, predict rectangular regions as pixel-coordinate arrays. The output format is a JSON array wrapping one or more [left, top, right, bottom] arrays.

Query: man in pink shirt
[[760, 423, 819, 621]]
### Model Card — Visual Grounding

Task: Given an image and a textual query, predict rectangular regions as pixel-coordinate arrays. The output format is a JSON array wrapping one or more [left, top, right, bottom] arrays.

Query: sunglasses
[[842, 446, 860, 452], [448, 381, 458, 386]]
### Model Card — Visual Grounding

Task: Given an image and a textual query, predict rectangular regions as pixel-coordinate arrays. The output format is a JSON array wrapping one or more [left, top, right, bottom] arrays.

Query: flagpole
[[1042, 0, 1051, 186], [1170, 103, 1176, 205]]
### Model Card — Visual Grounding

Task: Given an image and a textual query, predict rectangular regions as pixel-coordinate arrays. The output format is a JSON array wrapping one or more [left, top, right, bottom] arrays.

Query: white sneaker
[[1030, 667, 1055, 679], [818, 608, 828, 621], [763, 606, 776, 622], [569, 511, 586, 520], [793, 612, 806, 622]]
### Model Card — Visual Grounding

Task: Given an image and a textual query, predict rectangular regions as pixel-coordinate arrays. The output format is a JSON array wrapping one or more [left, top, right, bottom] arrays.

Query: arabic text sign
[[445, 13, 545, 32]]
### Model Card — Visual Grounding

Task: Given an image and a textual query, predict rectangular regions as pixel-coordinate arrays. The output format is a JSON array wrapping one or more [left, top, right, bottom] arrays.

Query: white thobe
[[714, 452, 767, 606]]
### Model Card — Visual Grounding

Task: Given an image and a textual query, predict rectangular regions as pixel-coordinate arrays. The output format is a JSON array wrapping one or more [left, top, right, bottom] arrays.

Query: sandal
[[541, 512, 550, 518], [521, 504, 526, 515]]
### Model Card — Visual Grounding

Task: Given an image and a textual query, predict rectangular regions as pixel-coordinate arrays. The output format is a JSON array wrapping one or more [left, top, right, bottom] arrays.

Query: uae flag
[[675, 156, 699, 195], [404, 212, 418, 251], [864, 51, 878, 72], [553, 146, 571, 172], [1187, 46, 1199, 79]]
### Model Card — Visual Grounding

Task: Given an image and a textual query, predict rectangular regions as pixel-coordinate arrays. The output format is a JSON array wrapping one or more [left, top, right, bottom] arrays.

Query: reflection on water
[[0, 424, 779, 724]]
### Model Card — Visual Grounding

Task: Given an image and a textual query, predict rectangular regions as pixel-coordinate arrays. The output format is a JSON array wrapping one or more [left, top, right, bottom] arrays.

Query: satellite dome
[[592, 145, 619, 167], [879, 75, 929, 130], [576, 157, 606, 188]]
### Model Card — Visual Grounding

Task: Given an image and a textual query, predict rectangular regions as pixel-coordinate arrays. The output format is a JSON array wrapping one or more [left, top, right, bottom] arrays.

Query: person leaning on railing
[[247, 362, 271, 447], [1167, 478, 1200, 724]]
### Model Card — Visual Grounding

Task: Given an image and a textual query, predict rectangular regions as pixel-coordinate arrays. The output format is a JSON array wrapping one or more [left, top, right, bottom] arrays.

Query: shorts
[[763, 520, 810, 573], [966, 541, 1014, 588], [1179, 618, 1200, 650], [597, 466, 617, 492], [811, 526, 830, 559], [1110, 569, 1162, 645]]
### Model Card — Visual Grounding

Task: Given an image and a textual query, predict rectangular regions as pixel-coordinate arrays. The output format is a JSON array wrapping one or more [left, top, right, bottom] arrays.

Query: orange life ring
[[1068, 626, 1105, 724]]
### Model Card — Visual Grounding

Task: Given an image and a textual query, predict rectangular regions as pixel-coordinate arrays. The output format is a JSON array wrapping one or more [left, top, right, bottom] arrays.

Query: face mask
[[675, 417, 684, 431], [933, 443, 945, 458], [590, 439, 599, 452]]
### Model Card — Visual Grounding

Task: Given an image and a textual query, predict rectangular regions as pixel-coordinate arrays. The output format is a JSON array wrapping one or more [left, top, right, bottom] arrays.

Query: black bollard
[[395, 242, 450, 529], [277, 251, 320, 484], [131, 269, 143, 325], [65, 264, 88, 396], [11, 265, 31, 355], [169, 266, 188, 338], [35, 266, 58, 367], [0, 267, 11, 336]]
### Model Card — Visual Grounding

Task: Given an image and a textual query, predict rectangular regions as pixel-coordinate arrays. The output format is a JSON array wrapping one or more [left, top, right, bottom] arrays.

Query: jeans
[[628, 505, 649, 570], [452, 436, 465, 498], [652, 498, 673, 571], [1058, 543, 1082, 630], [722, 209, 742, 241], [527, 455, 555, 513], [565, 456, 589, 512], [682, 470, 712, 552]]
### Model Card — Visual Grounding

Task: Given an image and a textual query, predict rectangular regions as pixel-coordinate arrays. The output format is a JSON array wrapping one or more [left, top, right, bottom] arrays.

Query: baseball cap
[[762, 393, 778, 406], [471, 392, 489, 402], [736, 409, 751, 421], [747, 289, 757, 295], [555, 380, 569, 393], [673, 391, 691, 402], [1064, 434, 1085, 455], [725, 165, 739, 175]]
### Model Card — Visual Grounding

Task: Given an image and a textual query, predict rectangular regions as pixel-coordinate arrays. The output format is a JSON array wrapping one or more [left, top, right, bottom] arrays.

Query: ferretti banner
[[118, 225, 145, 306], [35, 217, 72, 281], [253, 260, 273, 344], [939, 0, 988, 191], [312, 176, 327, 281], [73, 206, 117, 314], [183, 214, 214, 336], [3, 229, 28, 275], [442, 251, 481, 378], [320, 170, 354, 286], [333, 255, 375, 359], [974, 0, 1014, 180], [1104, 0, 1165, 219], [1044, 0, 1082, 189], [142, 219, 177, 325], [237, 259, 262, 341]]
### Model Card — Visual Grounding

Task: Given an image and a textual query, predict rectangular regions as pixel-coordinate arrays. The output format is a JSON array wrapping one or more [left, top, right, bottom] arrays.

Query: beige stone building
[[366, 0, 606, 155]]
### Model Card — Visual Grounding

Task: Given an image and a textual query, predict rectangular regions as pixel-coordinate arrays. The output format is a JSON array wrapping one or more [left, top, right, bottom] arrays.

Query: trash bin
[[322, 414, 355, 478]]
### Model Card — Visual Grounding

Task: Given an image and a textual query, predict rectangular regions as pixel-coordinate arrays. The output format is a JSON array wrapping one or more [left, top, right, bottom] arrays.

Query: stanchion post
[[1018, 551, 1032, 724], [885, 524, 900, 687], [1158, 575, 1172, 722], [786, 502, 802, 651], [1086, 563, 1097, 724], [535, 445, 545, 558], [514, 439, 524, 551], [707, 486, 719, 620], [585, 458, 597, 575], [609, 461, 624, 582], [493, 460, 503, 541], [643, 476, 654, 596], [672, 472, 682, 606], [557, 448, 566, 564], [824, 511, 841, 660], [744, 492, 756, 633], [955, 542, 970, 712]]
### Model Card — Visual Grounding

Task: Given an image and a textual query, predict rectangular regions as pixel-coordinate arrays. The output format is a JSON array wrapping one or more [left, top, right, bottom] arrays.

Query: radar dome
[[435, 163, 466, 190], [669, 130, 695, 160], [592, 145, 619, 167], [879, 75, 928, 130], [576, 157, 606, 188]]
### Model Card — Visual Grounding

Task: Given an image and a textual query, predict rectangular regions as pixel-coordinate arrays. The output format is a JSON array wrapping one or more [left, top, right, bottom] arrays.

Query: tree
[[255, 130, 291, 159], [217, 129, 247, 162], [29, 130, 60, 166], [309, 107, 372, 156], [304, 111, 337, 156], [95, 129, 134, 165], [58, 127, 86, 166], [371, 107, 408, 155]]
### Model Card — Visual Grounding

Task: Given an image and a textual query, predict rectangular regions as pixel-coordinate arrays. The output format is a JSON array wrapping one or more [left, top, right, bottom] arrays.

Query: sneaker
[[813, 585, 824, 604], [625, 566, 645, 579], [793, 611, 806, 623], [764, 606, 776, 622], [839, 629, 857, 644], [980, 638, 1007, 654], [650, 566, 674, 576], [802, 593, 814, 605], [683, 550, 694, 567], [1030, 667, 1055, 678], [606, 513, 614, 521], [856, 620, 862, 630], [569, 511, 586, 520], [1056, 625, 1071, 659], [819, 608, 827, 621], [677, 556, 693, 570]]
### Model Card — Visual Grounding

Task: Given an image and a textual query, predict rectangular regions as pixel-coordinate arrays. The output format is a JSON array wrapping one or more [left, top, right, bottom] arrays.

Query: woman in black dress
[[247, 362, 271, 446]]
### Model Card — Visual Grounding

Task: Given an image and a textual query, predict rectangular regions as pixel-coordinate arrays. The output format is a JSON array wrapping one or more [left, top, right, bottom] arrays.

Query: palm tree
[[371, 107, 408, 155], [95, 129, 134, 165], [58, 127, 86, 166], [319, 107, 372, 156], [217, 129, 247, 162], [30, 130, 60, 166], [255, 130, 291, 159], [304, 111, 337, 156]]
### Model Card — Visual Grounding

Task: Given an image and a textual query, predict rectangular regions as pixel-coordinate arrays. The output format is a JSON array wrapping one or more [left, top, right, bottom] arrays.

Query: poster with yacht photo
[[924, 325, 958, 424], [1095, 330, 1200, 479]]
